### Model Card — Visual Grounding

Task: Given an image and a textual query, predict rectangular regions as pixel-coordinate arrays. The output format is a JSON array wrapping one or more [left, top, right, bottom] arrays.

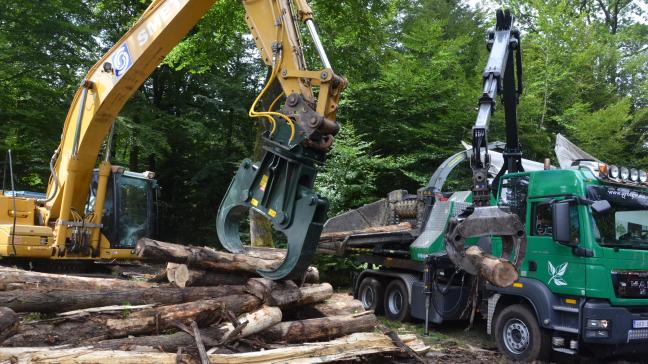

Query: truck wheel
[[493, 304, 550, 362], [358, 277, 383, 314], [383, 280, 411, 322]]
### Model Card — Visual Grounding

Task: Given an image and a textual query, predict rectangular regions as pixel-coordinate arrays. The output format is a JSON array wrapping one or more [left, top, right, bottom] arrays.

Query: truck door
[[523, 198, 586, 296]]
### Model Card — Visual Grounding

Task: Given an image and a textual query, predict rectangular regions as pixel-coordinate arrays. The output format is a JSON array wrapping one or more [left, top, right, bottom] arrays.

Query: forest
[[1, 0, 646, 245]]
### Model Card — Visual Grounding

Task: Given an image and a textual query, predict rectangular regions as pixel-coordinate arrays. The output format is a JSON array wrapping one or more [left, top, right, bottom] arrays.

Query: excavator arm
[[444, 9, 526, 285], [34, 0, 345, 280]]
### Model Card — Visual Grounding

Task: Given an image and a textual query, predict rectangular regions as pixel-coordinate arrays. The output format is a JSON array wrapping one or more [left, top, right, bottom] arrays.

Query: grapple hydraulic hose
[[216, 91, 343, 281]]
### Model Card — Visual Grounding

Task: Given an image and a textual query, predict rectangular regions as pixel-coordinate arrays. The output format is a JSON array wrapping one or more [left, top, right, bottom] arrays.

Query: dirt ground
[[381, 317, 648, 364]]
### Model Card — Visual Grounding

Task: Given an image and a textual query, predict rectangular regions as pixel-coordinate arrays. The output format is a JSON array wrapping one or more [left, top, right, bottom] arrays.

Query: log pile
[[0, 239, 428, 363]]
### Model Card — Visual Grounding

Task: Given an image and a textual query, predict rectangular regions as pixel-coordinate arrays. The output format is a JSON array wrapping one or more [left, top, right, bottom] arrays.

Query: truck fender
[[487, 277, 577, 334], [354, 270, 420, 304]]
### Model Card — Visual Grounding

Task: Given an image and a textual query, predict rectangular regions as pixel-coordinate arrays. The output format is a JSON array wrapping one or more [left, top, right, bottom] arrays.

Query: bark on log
[[0, 333, 428, 364], [0, 267, 150, 291], [259, 312, 378, 343], [291, 293, 365, 320], [0, 285, 244, 313], [0, 307, 19, 344], [166, 263, 251, 288], [319, 222, 412, 241], [136, 238, 280, 273], [91, 306, 281, 352], [166, 263, 318, 288], [465, 246, 518, 287], [3, 294, 262, 347], [245, 279, 333, 308]]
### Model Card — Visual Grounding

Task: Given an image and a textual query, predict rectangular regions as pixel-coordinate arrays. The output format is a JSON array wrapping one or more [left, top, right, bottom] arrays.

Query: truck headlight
[[587, 319, 610, 329], [609, 165, 620, 179], [630, 168, 639, 182], [620, 167, 630, 181], [640, 170, 647, 183]]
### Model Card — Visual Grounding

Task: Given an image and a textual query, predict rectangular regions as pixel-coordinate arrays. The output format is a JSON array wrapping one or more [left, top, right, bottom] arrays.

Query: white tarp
[[461, 141, 548, 176], [554, 133, 600, 169]]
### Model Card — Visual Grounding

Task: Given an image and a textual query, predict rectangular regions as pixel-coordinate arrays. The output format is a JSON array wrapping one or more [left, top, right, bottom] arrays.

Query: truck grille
[[628, 329, 648, 341], [612, 271, 648, 298]]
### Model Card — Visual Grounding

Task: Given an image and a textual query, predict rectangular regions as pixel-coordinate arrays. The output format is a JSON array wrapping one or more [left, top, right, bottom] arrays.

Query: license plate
[[633, 320, 648, 329]]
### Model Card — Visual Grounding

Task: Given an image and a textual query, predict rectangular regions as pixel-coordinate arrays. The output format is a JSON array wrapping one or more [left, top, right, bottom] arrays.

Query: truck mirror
[[591, 200, 611, 213], [552, 201, 574, 245]]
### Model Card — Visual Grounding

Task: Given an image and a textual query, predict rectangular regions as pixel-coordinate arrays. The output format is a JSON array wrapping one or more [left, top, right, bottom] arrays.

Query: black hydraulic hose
[[430, 269, 466, 319]]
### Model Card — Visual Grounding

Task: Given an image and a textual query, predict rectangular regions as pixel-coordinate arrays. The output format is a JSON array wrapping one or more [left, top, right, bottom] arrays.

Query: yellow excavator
[[0, 0, 345, 280]]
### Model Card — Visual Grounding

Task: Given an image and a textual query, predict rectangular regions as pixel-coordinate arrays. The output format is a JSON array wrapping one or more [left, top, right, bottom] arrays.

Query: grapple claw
[[216, 138, 328, 281], [444, 206, 527, 286]]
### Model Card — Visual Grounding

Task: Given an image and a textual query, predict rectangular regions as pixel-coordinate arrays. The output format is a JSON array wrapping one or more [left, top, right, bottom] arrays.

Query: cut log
[[0, 285, 244, 313], [259, 312, 378, 343], [465, 246, 518, 287], [0, 266, 151, 291], [319, 222, 412, 241], [245, 279, 333, 308], [136, 238, 279, 273], [293, 293, 365, 319], [0, 333, 428, 364], [91, 306, 281, 352], [3, 294, 262, 347], [0, 307, 19, 344], [166, 263, 251, 288], [167, 263, 318, 288]]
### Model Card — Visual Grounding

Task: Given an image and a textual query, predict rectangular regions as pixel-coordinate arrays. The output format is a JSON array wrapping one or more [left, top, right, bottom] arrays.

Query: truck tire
[[383, 279, 411, 322], [493, 304, 550, 362], [358, 277, 383, 314]]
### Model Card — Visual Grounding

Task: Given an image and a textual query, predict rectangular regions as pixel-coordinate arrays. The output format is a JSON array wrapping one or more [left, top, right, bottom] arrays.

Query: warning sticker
[[259, 175, 269, 192]]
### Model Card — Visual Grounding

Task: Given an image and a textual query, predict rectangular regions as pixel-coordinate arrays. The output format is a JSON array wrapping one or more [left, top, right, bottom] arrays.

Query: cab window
[[531, 202, 580, 243], [498, 176, 529, 223]]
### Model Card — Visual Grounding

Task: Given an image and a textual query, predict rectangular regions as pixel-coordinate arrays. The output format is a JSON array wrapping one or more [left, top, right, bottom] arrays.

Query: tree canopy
[[1, 0, 646, 243]]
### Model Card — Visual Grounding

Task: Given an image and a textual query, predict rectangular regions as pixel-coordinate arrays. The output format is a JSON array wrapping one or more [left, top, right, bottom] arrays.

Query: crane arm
[[40, 0, 346, 280], [444, 9, 527, 286], [470, 9, 523, 207]]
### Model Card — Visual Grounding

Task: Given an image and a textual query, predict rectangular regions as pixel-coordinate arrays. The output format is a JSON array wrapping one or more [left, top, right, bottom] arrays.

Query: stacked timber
[[0, 239, 428, 363]]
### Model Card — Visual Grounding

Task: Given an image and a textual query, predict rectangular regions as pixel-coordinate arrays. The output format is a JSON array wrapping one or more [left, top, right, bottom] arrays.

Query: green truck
[[319, 9, 648, 362], [321, 155, 648, 361]]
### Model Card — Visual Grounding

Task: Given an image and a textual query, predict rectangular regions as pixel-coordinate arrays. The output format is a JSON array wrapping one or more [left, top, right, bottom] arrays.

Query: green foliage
[[316, 126, 390, 216]]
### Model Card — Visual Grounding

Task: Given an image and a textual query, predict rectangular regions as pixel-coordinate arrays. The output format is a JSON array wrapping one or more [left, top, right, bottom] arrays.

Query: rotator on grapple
[[444, 9, 527, 281]]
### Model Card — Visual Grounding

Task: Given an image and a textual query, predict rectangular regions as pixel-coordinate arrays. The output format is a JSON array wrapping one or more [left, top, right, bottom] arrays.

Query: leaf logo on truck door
[[548, 262, 568, 286]]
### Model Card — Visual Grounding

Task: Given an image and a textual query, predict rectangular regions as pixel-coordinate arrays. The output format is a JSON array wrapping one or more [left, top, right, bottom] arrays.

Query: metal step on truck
[[319, 136, 648, 361]]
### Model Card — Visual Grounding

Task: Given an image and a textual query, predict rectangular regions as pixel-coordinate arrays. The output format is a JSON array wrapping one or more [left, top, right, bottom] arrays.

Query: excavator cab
[[88, 168, 158, 249]]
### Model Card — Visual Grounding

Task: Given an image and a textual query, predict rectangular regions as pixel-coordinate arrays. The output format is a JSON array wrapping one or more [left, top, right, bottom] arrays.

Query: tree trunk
[[136, 238, 280, 273], [465, 246, 518, 287], [259, 312, 378, 343], [91, 306, 281, 352], [0, 266, 151, 291], [0, 285, 244, 313], [0, 307, 18, 344], [3, 294, 262, 347]]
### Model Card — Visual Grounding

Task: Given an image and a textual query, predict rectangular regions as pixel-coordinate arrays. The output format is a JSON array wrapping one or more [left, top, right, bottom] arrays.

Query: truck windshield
[[588, 185, 648, 249]]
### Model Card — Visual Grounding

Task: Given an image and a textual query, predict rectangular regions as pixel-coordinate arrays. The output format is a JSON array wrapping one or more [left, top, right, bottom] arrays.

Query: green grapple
[[216, 93, 336, 281]]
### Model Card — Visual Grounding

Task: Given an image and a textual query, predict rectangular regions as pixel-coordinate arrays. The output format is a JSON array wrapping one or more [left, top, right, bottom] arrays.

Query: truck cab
[[489, 161, 648, 359]]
